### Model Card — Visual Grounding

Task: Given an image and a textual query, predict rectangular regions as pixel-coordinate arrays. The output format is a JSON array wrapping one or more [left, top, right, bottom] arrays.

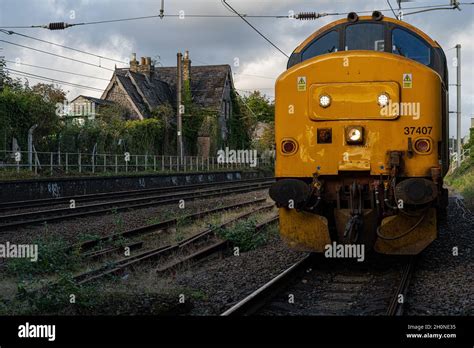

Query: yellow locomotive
[[269, 12, 449, 255]]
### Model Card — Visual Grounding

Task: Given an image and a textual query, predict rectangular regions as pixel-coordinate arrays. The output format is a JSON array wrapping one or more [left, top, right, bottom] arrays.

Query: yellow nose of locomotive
[[275, 51, 441, 177], [309, 82, 400, 120]]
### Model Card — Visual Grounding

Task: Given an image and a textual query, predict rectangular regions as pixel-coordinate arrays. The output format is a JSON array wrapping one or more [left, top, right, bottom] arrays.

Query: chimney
[[130, 53, 138, 72], [182, 50, 191, 84], [137, 56, 154, 77]]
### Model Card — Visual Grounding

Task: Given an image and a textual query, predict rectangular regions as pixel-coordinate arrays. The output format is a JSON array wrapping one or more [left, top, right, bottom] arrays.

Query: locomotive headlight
[[349, 129, 362, 142], [319, 94, 331, 108], [377, 93, 389, 107], [345, 126, 364, 145]]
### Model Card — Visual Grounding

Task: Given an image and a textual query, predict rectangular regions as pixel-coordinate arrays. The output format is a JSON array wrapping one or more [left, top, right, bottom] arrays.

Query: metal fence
[[449, 148, 471, 174], [0, 150, 274, 175]]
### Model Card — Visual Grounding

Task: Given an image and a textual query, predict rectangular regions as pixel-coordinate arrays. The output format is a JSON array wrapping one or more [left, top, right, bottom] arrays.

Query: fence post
[[50, 152, 53, 175], [161, 155, 164, 172], [115, 155, 118, 174], [104, 154, 107, 173], [78, 153, 82, 173], [34, 152, 38, 175], [92, 152, 95, 173], [154, 156, 156, 172], [65, 153, 69, 173], [145, 155, 148, 171], [135, 155, 138, 172]]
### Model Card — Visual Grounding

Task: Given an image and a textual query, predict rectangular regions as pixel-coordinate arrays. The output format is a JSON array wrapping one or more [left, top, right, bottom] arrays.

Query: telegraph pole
[[456, 44, 461, 167], [177, 52, 183, 161]]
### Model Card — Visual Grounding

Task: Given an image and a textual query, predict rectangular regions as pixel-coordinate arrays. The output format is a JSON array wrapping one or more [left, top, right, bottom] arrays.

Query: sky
[[0, 0, 473, 137]]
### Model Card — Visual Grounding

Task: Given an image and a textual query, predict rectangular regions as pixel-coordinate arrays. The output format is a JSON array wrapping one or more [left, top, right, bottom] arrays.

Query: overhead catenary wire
[[0, 29, 128, 64], [5, 60, 110, 81], [387, 0, 398, 18], [0, 13, 291, 30], [0, 3, 472, 29], [7, 69, 105, 92], [0, 39, 115, 71], [221, 0, 289, 58]]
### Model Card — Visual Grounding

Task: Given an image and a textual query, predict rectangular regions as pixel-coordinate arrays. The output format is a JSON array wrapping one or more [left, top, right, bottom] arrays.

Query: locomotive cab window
[[301, 30, 339, 61], [392, 28, 431, 65], [345, 23, 385, 51]]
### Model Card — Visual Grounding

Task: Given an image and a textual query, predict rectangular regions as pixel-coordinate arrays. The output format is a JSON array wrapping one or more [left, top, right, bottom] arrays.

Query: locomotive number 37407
[[403, 126, 433, 135]]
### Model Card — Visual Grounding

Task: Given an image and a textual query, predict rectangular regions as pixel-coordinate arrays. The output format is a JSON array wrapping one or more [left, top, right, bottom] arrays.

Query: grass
[[216, 218, 268, 252], [5, 235, 80, 277], [445, 158, 474, 209]]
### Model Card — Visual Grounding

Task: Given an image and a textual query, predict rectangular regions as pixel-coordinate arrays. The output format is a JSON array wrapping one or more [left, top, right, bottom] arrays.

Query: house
[[64, 95, 115, 123], [97, 51, 235, 156]]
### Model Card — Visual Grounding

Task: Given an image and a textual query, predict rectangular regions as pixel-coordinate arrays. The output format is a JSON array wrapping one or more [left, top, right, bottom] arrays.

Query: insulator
[[46, 22, 70, 30], [296, 12, 323, 20]]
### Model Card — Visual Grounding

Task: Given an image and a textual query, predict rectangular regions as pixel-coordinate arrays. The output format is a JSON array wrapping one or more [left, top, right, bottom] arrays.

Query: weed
[[216, 218, 267, 252], [5, 236, 80, 277]]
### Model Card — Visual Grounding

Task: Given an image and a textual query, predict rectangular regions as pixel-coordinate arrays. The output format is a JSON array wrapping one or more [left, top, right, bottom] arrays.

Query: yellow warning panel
[[279, 208, 331, 251], [403, 73, 412, 88], [297, 76, 306, 91]]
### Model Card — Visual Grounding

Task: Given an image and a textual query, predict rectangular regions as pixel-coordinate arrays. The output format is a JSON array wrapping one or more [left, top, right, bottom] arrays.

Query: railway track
[[0, 178, 273, 231], [28, 198, 278, 289], [0, 177, 271, 213], [221, 253, 418, 316], [386, 256, 418, 316]]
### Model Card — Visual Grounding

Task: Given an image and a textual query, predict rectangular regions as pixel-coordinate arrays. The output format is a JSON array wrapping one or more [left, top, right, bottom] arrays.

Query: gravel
[[174, 232, 305, 315], [406, 198, 474, 315]]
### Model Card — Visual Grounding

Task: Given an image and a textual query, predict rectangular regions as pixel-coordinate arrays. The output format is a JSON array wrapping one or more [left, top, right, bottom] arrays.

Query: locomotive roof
[[293, 15, 439, 55]]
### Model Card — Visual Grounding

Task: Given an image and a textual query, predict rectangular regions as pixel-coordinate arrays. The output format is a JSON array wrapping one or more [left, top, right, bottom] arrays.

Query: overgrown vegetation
[[0, 57, 275, 170], [216, 218, 269, 252], [445, 128, 474, 209]]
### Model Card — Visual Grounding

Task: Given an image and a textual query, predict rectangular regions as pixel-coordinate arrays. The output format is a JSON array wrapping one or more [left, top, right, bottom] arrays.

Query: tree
[[0, 56, 7, 91], [0, 84, 61, 152], [228, 90, 252, 149], [242, 91, 274, 123], [31, 83, 67, 105], [151, 103, 175, 155]]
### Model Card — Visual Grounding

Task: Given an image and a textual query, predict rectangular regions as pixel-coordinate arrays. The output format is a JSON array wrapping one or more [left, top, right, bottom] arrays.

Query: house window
[[224, 101, 230, 119]]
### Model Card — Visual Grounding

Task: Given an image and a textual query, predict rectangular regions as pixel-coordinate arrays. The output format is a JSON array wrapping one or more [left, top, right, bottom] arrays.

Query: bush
[[216, 218, 268, 252]]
